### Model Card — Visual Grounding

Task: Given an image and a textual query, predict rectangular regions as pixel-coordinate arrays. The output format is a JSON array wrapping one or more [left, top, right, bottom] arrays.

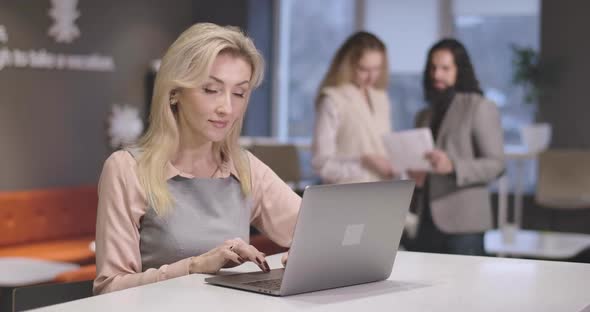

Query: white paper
[[383, 128, 435, 172]]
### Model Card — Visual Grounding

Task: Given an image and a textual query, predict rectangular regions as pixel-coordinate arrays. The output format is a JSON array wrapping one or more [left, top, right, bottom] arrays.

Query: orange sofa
[[0, 186, 97, 265]]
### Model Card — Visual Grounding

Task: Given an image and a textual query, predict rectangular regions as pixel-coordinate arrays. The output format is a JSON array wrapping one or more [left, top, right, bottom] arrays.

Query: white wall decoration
[[0, 48, 115, 71], [0, 6, 116, 72], [0, 25, 7, 43], [48, 0, 81, 44], [150, 59, 161, 72], [107, 104, 144, 149]]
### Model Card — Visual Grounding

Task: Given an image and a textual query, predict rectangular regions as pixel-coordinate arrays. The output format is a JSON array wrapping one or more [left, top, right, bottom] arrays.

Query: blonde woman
[[312, 32, 396, 184], [93, 23, 300, 295]]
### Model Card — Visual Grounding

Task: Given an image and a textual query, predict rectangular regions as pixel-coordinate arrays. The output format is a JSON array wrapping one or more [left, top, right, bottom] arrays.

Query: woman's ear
[[169, 88, 179, 105]]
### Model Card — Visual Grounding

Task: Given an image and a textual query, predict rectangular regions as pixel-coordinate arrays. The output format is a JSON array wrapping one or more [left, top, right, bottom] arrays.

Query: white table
[[485, 229, 590, 259], [0, 257, 79, 287], [31, 252, 590, 312]]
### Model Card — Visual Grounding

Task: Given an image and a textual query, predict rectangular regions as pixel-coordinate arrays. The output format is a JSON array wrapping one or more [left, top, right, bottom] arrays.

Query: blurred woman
[[312, 32, 396, 184]]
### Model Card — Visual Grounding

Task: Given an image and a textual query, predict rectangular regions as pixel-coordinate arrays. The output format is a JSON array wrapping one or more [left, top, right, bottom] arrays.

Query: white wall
[[363, 0, 441, 74]]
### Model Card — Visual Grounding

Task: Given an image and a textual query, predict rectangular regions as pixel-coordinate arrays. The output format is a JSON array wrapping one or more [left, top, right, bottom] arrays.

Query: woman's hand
[[189, 238, 270, 274], [426, 149, 454, 175], [361, 154, 396, 178]]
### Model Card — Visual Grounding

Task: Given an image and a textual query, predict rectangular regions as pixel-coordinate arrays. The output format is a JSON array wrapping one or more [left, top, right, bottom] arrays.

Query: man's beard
[[427, 85, 456, 108], [428, 85, 456, 139]]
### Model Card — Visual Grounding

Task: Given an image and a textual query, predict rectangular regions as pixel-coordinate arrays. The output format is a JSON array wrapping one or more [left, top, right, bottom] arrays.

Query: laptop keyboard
[[244, 278, 282, 290]]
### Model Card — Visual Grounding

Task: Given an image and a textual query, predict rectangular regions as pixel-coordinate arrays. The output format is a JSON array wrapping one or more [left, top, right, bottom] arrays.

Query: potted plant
[[511, 44, 556, 152]]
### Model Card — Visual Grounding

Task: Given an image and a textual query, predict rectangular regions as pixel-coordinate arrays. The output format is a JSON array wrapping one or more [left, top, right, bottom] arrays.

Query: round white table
[[0, 257, 79, 287]]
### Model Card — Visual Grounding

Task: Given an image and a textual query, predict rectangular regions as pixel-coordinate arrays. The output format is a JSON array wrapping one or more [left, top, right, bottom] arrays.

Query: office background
[[1, 0, 589, 191]]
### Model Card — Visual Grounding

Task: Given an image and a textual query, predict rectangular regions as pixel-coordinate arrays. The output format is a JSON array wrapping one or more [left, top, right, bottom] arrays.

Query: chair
[[535, 150, 590, 208], [485, 150, 590, 259], [11, 280, 93, 312], [249, 144, 301, 189]]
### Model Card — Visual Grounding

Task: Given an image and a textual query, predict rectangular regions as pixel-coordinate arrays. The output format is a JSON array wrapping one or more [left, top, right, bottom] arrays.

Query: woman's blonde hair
[[315, 31, 388, 106], [136, 23, 264, 214]]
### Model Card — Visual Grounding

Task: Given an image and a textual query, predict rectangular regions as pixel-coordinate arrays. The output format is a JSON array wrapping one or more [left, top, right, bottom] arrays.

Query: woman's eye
[[204, 88, 218, 94], [233, 93, 245, 98]]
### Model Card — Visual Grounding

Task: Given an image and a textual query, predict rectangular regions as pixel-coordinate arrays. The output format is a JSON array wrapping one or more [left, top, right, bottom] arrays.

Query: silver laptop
[[205, 180, 415, 296]]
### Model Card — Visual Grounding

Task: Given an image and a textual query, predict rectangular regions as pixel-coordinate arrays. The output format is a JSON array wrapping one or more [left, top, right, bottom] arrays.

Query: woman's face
[[353, 49, 384, 89], [175, 53, 252, 143]]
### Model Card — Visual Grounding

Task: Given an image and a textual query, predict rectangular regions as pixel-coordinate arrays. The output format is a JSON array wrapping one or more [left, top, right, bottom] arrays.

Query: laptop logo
[[342, 224, 365, 246]]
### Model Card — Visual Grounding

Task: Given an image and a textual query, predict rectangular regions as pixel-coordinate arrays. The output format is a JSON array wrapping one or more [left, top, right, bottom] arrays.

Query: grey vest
[[127, 150, 251, 271]]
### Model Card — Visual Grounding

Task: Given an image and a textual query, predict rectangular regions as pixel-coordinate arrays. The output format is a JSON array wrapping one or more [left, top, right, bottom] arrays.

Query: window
[[455, 13, 540, 192], [455, 15, 539, 145], [275, 1, 540, 188], [273, 0, 356, 182], [277, 0, 356, 140]]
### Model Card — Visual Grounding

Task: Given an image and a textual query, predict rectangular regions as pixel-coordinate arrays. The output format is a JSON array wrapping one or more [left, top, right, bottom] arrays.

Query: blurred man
[[407, 39, 505, 256]]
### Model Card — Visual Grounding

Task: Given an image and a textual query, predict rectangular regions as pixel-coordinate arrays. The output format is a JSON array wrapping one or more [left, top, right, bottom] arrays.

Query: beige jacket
[[312, 83, 392, 184], [416, 93, 505, 233]]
